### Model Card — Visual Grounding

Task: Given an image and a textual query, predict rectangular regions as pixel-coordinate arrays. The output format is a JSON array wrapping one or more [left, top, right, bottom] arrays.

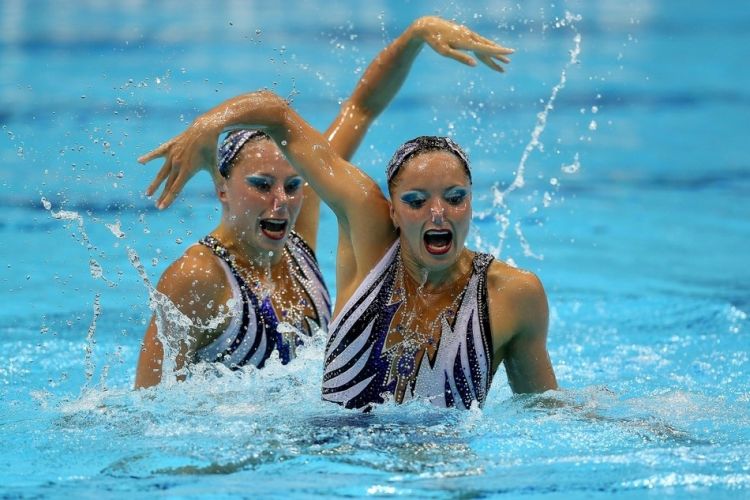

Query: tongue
[[260, 220, 286, 240], [424, 232, 452, 255]]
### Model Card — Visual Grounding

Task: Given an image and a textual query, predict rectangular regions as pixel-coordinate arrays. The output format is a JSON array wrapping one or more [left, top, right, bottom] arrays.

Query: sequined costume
[[322, 242, 495, 410], [195, 232, 331, 368]]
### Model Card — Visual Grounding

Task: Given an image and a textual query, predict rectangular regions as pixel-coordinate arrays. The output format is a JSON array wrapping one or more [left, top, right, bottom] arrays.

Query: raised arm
[[141, 16, 514, 212], [325, 15, 514, 160], [138, 90, 395, 294]]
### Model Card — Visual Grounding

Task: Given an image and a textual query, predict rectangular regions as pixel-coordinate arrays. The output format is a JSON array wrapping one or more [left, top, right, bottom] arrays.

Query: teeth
[[424, 230, 452, 247], [260, 219, 287, 232]]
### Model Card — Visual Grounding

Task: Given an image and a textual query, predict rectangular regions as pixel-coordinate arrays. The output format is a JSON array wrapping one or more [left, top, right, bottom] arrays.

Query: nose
[[272, 186, 289, 212], [430, 202, 445, 225]]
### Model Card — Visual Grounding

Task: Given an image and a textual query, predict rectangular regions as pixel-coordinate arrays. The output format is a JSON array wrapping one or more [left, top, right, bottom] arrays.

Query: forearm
[[348, 20, 426, 118], [325, 20, 426, 160], [193, 90, 290, 139]]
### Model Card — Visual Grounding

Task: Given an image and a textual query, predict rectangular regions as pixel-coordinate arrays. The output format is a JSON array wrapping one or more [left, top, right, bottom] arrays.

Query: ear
[[389, 200, 398, 230], [216, 180, 228, 203]]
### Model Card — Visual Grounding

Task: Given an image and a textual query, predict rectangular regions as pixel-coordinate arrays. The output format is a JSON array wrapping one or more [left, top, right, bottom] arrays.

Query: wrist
[[408, 17, 431, 43]]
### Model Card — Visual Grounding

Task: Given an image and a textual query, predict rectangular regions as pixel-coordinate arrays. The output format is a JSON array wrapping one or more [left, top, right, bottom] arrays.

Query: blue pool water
[[2, 0, 749, 497]]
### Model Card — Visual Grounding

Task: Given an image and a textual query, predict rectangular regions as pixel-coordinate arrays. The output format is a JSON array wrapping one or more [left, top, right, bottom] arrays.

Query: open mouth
[[259, 218, 288, 240], [423, 229, 453, 255]]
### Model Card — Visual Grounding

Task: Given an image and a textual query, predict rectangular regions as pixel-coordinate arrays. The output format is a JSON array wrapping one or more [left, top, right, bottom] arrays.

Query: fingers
[[441, 46, 477, 67], [137, 141, 170, 164], [469, 32, 515, 55], [145, 159, 172, 197], [157, 165, 181, 209], [476, 53, 505, 72], [157, 173, 186, 210]]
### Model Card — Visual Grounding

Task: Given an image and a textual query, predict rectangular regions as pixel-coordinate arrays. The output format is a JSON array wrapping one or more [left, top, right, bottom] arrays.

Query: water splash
[[83, 294, 101, 388], [42, 197, 94, 250], [491, 12, 583, 259]]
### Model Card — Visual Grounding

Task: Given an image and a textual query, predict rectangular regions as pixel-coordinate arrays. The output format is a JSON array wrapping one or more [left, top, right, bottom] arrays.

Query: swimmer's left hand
[[413, 16, 514, 72]]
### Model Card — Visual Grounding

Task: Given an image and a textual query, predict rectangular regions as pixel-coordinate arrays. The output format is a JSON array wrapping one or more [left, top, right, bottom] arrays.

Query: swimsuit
[[322, 242, 495, 410], [195, 232, 331, 368]]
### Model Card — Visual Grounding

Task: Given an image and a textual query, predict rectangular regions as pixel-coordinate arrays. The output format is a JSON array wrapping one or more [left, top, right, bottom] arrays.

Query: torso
[[194, 232, 331, 368], [322, 242, 495, 410]]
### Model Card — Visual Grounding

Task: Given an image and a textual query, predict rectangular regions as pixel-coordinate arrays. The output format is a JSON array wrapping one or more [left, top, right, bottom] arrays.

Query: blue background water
[[1, 0, 748, 497]]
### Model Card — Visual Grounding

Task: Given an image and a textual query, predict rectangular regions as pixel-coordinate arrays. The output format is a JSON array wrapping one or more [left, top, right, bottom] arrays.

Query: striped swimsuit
[[195, 232, 331, 368], [322, 242, 495, 410]]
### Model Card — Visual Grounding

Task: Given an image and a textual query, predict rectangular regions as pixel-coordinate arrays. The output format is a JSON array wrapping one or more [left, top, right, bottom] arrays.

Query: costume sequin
[[195, 232, 331, 368], [322, 242, 494, 410]]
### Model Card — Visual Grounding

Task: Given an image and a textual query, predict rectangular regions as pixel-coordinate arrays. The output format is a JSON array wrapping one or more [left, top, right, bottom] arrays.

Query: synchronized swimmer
[[137, 16, 557, 409], [134, 16, 529, 394]]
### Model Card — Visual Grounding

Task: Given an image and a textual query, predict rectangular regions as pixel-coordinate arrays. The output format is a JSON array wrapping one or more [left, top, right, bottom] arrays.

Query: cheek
[[289, 193, 304, 212], [448, 203, 471, 226], [395, 207, 424, 229], [234, 189, 270, 213]]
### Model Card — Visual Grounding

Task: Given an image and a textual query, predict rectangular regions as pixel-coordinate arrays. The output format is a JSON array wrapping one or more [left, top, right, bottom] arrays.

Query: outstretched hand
[[414, 16, 514, 71], [138, 119, 220, 209]]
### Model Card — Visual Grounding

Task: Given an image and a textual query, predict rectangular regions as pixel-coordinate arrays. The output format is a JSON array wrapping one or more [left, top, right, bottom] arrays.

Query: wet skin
[[216, 138, 304, 264], [389, 150, 473, 283]]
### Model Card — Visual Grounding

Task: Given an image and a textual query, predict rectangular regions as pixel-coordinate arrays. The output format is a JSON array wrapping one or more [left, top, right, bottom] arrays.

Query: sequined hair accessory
[[385, 136, 471, 185], [218, 129, 269, 178]]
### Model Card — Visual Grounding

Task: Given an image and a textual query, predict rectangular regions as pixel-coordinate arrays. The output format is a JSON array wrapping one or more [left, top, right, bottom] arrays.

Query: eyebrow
[[399, 190, 427, 200]]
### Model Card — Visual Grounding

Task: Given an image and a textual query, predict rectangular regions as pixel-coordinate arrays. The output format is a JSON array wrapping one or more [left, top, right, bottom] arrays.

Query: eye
[[445, 189, 468, 206], [284, 178, 303, 195], [247, 176, 272, 193], [400, 193, 427, 209]]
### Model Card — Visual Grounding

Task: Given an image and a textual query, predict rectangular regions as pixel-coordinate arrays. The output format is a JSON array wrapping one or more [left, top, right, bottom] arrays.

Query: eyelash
[[403, 193, 466, 209], [284, 181, 302, 195], [248, 179, 302, 195], [446, 193, 466, 205], [249, 179, 272, 192]]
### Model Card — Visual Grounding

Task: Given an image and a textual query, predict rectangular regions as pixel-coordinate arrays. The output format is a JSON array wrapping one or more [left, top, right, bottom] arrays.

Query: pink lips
[[423, 229, 453, 255]]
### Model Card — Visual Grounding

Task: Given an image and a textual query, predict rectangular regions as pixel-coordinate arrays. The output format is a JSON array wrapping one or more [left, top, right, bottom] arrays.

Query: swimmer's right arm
[[140, 91, 394, 270], [141, 16, 513, 210]]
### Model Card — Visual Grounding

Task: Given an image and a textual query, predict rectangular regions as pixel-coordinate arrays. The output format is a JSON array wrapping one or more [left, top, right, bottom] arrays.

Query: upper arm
[[134, 247, 231, 389], [489, 268, 558, 394], [272, 110, 397, 291]]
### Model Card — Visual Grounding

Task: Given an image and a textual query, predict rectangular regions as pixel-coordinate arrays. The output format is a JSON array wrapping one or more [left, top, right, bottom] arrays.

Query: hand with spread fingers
[[138, 117, 221, 210], [413, 16, 514, 71], [138, 16, 513, 210]]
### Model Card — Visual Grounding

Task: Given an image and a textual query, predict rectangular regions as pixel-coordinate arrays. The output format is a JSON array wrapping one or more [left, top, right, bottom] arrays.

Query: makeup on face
[[397, 185, 471, 257], [243, 174, 303, 240], [222, 139, 305, 251]]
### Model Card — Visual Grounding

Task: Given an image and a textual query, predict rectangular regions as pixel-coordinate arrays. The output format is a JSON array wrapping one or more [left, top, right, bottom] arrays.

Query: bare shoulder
[[487, 260, 546, 306], [485, 260, 548, 346], [156, 244, 230, 312]]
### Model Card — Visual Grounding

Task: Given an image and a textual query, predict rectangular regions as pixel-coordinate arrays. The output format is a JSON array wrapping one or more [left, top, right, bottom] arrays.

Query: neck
[[213, 222, 284, 268], [399, 243, 471, 293]]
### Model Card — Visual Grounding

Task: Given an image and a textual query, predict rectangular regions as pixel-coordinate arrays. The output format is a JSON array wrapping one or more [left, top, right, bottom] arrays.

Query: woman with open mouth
[[137, 25, 557, 408], [134, 17, 509, 389]]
